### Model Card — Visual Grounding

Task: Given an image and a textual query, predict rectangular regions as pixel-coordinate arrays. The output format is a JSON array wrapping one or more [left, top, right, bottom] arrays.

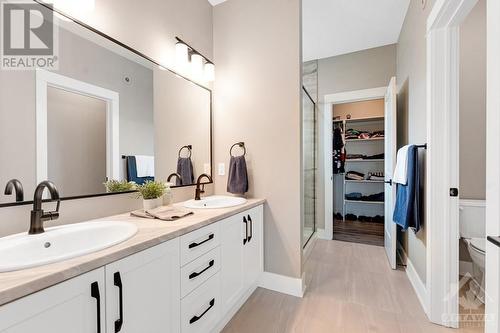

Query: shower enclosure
[[302, 86, 316, 247]]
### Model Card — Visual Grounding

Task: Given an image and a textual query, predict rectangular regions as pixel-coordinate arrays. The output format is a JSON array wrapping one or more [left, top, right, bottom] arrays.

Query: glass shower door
[[303, 87, 316, 247]]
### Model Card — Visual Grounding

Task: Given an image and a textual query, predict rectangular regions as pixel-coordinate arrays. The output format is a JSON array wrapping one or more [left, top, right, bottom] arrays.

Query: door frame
[[426, 0, 478, 328], [322, 86, 387, 240], [35, 69, 120, 184]]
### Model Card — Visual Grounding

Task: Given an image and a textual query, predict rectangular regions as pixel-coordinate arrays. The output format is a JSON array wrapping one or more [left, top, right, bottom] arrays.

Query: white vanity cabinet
[[220, 205, 263, 317], [105, 238, 181, 333], [0, 268, 105, 333], [0, 204, 264, 333]]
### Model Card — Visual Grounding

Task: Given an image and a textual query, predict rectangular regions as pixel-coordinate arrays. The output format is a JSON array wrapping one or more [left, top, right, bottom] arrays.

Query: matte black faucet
[[29, 181, 61, 235], [194, 173, 213, 200], [4, 179, 24, 202], [167, 172, 182, 183]]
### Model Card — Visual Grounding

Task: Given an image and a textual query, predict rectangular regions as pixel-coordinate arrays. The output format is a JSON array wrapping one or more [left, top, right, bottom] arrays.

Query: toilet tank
[[459, 199, 486, 239]]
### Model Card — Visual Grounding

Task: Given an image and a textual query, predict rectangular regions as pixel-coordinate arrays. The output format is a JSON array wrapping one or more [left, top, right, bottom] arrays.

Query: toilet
[[459, 200, 486, 303]]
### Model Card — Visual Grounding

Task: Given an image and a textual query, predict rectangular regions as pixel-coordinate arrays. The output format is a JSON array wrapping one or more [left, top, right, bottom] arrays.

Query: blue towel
[[393, 145, 421, 232], [126, 156, 154, 185]]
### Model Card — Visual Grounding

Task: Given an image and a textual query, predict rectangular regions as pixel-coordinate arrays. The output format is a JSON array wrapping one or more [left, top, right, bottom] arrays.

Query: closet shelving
[[334, 116, 385, 222]]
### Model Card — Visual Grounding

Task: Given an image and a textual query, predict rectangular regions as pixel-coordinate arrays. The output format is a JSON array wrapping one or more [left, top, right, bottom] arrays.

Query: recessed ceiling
[[302, 0, 410, 61], [208, 0, 228, 5]]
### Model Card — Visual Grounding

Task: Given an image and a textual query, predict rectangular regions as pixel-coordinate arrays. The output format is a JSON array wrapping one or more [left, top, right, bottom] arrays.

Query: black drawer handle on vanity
[[189, 260, 215, 279], [189, 234, 214, 249], [247, 215, 253, 243], [90, 282, 101, 333], [189, 298, 215, 324], [113, 272, 124, 332], [243, 216, 248, 245]]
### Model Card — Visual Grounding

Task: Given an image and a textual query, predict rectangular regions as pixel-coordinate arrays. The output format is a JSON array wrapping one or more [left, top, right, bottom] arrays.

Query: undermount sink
[[183, 195, 247, 209], [0, 221, 138, 273]]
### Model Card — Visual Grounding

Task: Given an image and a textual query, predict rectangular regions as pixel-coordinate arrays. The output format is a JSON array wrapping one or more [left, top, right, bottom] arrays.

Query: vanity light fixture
[[175, 37, 215, 82]]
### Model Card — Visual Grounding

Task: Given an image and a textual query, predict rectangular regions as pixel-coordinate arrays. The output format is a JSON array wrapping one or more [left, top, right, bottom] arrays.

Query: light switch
[[218, 163, 225, 176]]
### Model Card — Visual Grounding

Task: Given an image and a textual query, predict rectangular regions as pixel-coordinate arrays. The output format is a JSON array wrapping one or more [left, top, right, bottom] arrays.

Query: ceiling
[[302, 0, 410, 61]]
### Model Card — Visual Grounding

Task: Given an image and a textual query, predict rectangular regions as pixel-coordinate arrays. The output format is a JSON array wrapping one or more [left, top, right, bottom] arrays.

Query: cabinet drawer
[[181, 246, 221, 298], [181, 272, 221, 333], [180, 222, 220, 266]]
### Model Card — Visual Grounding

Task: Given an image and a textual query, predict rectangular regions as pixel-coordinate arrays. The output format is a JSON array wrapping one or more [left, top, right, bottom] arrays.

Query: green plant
[[136, 180, 167, 200], [104, 180, 136, 193]]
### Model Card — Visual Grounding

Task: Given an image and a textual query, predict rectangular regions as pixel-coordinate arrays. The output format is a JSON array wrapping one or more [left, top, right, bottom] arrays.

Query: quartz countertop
[[0, 198, 265, 306]]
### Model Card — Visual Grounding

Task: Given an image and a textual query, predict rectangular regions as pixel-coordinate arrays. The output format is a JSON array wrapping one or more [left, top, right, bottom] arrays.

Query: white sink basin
[[0, 221, 138, 272], [183, 195, 247, 209]]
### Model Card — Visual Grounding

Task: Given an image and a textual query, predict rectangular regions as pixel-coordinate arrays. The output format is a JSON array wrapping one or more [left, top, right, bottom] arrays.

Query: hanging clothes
[[333, 126, 345, 174]]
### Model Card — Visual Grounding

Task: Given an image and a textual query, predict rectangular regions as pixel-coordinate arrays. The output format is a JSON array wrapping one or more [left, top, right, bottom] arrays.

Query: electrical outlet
[[218, 163, 225, 176]]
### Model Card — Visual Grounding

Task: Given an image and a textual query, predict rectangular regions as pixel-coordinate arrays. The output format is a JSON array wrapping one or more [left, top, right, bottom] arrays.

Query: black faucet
[[167, 172, 182, 184], [29, 181, 61, 235], [194, 173, 213, 200], [4, 179, 24, 202]]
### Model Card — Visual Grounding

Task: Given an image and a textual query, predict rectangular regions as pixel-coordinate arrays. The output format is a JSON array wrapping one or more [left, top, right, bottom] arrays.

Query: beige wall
[[396, 0, 436, 283], [459, 0, 486, 200], [0, 0, 213, 235], [213, 0, 302, 278], [333, 99, 384, 120]]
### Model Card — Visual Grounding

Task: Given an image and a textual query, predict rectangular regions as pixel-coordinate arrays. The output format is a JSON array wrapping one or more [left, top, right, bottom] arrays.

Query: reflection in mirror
[[0, 2, 211, 206]]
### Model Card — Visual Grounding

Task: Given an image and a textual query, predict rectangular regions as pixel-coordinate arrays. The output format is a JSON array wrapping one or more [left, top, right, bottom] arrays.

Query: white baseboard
[[459, 260, 474, 276], [316, 228, 330, 240], [259, 272, 305, 298], [406, 258, 429, 316], [397, 241, 407, 265]]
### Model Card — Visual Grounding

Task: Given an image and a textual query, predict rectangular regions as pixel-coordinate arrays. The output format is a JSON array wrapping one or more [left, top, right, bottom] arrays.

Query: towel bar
[[178, 145, 192, 158], [230, 142, 246, 157]]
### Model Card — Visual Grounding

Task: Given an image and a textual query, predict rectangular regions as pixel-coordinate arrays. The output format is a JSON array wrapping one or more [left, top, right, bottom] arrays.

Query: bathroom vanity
[[0, 200, 264, 333]]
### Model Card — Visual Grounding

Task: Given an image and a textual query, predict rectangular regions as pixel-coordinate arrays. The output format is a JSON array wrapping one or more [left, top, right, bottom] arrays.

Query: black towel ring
[[230, 142, 246, 157], [178, 145, 192, 158]]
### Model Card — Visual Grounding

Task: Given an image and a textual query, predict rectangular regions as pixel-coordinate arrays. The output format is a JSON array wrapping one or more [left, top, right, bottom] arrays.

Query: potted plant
[[136, 180, 167, 210], [103, 180, 136, 193]]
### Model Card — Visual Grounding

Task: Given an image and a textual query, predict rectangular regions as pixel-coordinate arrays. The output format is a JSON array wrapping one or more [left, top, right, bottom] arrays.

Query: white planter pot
[[143, 197, 162, 210]]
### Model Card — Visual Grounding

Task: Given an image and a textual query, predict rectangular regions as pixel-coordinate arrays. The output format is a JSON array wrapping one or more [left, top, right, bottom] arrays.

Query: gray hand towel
[[176, 157, 194, 186], [227, 155, 249, 194]]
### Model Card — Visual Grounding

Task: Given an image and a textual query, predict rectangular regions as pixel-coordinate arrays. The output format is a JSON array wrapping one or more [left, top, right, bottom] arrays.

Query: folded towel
[[227, 155, 249, 194], [135, 155, 155, 178], [393, 145, 422, 232], [393, 145, 410, 185], [131, 207, 194, 221], [176, 157, 194, 186]]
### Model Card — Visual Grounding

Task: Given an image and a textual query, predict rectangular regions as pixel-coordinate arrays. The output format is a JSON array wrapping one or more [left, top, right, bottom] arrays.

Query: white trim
[[459, 260, 474, 277], [258, 272, 304, 298], [315, 228, 330, 240], [426, 0, 478, 328], [35, 69, 120, 183], [459, 199, 486, 208], [322, 87, 386, 240], [303, 232, 318, 262], [406, 257, 430, 316]]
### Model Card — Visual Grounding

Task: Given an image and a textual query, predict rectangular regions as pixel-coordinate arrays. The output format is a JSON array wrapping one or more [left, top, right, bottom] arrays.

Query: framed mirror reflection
[[0, 1, 212, 207]]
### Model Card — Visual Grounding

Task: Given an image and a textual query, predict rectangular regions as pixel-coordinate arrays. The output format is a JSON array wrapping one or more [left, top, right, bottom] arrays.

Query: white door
[[384, 77, 398, 269], [0, 268, 105, 333], [243, 206, 264, 288], [485, 1, 500, 331], [105, 239, 180, 333], [220, 214, 245, 315]]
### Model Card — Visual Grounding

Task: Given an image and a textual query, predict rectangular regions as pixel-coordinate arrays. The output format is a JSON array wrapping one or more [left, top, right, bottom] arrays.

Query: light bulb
[[203, 63, 215, 82], [190, 53, 203, 80], [175, 42, 189, 73]]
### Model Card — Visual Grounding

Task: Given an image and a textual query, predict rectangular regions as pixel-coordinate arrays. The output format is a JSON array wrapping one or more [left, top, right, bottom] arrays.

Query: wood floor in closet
[[332, 219, 384, 246]]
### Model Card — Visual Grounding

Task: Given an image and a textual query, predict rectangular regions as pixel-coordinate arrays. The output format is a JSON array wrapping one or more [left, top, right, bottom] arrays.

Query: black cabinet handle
[[90, 282, 101, 333], [189, 234, 214, 249], [243, 216, 248, 245], [487, 236, 500, 248], [189, 260, 215, 279], [189, 298, 215, 324], [113, 272, 124, 333], [384, 179, 392, 186], [247, 215, 253, 243]]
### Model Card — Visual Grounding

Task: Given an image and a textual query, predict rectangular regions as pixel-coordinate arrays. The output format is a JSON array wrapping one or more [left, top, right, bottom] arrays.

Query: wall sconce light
[[175, 37, 215, 82]]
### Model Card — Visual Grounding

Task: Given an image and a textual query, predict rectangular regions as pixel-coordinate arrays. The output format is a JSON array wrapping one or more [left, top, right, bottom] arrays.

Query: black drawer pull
[[487, 236, 500, 248], [189, 234, 214, 249], [243, 216, 248, 245], [189, 260, 215, 279], [90, 282, 101, 333], [114, 272, 124, 332], [247, 215, 253, 243], [189, 298, 215, 324]]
